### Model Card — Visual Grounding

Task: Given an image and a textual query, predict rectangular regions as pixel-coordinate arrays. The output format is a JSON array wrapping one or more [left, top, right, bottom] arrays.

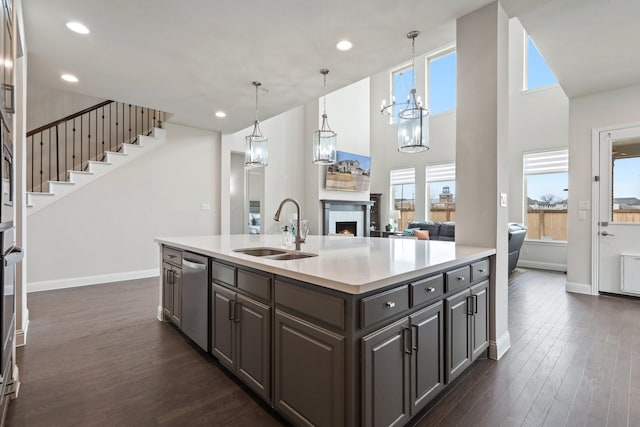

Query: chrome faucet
[[274, 198, 302, 251]]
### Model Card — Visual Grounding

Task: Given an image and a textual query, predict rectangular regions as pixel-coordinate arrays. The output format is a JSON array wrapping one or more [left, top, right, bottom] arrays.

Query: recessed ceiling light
[[61, 74, 79, 83], [66, 22, 90, 35], [336, 40, 353, 51], [215, 111, 226, 118]]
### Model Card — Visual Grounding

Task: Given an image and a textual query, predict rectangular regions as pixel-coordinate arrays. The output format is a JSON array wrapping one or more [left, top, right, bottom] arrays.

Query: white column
[[456, 1, 510, 359]]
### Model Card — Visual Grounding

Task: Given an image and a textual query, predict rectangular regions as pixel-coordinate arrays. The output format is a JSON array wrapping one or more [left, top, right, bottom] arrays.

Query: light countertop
[[155, 235, 495, 295]]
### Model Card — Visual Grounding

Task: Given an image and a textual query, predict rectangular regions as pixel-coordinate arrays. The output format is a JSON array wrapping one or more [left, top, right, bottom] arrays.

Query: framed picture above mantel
[[325, 151, 371, 192]]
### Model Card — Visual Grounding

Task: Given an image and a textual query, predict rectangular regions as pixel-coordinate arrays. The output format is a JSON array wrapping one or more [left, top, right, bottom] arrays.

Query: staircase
[[26, 101, 165, 215]]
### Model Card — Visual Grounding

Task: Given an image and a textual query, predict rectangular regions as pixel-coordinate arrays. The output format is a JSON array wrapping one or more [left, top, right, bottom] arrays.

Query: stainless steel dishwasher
[[181, 252, 209, 351]]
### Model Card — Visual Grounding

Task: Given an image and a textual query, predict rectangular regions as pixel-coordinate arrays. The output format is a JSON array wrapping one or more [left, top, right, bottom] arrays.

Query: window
[[390, 64, 414, 124], [523, 150, 568, 241], [427, 50, 456, 114], [390, 168, 415, 230], [525, 36, 557, 90], [426, 163, 456, 222], [612, 140, 640, 224]]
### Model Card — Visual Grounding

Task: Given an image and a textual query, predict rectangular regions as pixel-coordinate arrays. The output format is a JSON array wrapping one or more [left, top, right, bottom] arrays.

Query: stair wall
[[27, 122, 221, 292]]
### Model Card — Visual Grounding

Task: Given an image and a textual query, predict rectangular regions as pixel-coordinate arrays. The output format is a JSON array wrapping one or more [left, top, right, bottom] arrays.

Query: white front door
[[596, 126, 640, 295]]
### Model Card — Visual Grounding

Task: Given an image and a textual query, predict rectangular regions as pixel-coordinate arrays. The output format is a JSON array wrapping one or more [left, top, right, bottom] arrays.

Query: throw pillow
[[414, 229, 430, 240], [403, 229, 415, 236]]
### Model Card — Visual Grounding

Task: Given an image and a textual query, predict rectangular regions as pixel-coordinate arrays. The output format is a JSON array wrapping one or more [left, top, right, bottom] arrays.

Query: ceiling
[[22, 0, 640, 134]]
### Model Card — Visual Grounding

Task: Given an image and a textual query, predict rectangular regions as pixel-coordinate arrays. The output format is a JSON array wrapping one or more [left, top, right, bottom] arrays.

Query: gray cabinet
[[362, 317, 411, 427], [362, 301, 444, 427], [274, 309, 345, 427], [162, 261, 181, 327], [445, 280, 489, 383], [211, 283, 271, 402]]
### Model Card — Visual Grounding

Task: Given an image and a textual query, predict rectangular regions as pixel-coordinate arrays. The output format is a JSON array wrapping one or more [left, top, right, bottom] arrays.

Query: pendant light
[[245, 81, 268, 168], [380, 31, 429, 153], [313, 69, 337, 164]]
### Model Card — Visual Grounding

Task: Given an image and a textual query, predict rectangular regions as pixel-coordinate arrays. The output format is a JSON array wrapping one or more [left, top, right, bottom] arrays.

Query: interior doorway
[[594, 125, 640, 295]]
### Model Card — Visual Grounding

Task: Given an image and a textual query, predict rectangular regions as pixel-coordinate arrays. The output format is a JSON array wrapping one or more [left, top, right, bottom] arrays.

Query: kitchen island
[[156, 234, 495, 427]]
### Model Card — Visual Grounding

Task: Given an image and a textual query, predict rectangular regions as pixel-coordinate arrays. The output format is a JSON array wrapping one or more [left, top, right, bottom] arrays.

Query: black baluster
[[39, 136, 43, 192], [128, 104, 131, 143], [110, 103, 113, 152], [72, 118, 76, 171], [65, 122, 68, 178], [30, 135, 33, 192], [81, 115, 84, 170], [88, 111, 91, 164], [135, 105, 138, 141], [48, 128, 51, 184], [55, 125, 60, 182], [102, 106, 105, 160], [115, 103, 119, 152]]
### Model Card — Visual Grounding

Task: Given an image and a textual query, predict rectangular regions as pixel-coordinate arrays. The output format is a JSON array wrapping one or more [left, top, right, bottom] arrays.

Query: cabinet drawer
[[275, 280, 345, 330], [445, 265, 471, 293], [411, 274, 444, 307], [471, 259, 490, 282], [238, 269, 271, 301], [360, 285, 409, 329], [162, 246, 182, 267], [212, 261, 236, 287]]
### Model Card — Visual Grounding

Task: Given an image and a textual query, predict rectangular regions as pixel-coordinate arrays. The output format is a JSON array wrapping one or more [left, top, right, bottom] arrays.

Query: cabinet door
[[275, 309, 344, 427], [162, 263, 172, 317], [410, 301, 444, 415], [211, 284, 235, 370], [171, 268, 182, 326], [471, 280, 489, 361], [236, 294, 271, 402], [362, 317, 411, 427], [445, 289, 471, 384]]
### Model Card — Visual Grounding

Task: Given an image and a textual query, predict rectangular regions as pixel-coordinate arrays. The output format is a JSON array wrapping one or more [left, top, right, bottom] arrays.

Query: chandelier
[[313, 69, 337, 164], [380, 31, 429, 153], [245, 81, 268, 167]]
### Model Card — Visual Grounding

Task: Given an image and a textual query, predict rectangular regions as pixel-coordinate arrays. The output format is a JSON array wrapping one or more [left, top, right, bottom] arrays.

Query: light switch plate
[[500, 193, 508, 208], [578, 200, 590, 210], [201, 203, 211, 211], [578, 210, 587, 220]]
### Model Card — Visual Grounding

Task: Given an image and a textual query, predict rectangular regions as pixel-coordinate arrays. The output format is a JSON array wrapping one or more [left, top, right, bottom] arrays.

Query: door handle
[[4, 247, 23, 266], [234, 300, 241, 323], [182, 258, 207, 270], [228, 299, 235, 321], [473, 294, 478, 314], [466, 295, 474, 316], [599, 231, 615, 236], [412, 324, 419, 352], [403, 328, 412, 355]]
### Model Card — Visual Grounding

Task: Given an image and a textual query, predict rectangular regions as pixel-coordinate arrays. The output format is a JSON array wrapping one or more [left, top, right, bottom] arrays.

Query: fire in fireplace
[[336, 221, 357, 236]]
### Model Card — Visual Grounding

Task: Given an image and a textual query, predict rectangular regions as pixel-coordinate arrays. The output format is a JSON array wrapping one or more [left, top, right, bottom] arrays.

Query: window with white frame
[[525, 35, 557, 90], [523, 149, 568, 241], [390, 64, 414, 124], [427, 50, 456, 114], [426, 163, 456, 222], [390, 168, 416, 230]]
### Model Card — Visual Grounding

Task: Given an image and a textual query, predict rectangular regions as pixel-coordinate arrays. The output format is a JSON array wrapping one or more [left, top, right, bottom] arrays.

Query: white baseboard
[[566, 281, 593, 295], [517, 260, 567, 272], [489, 330, 511, 360], [16, 307, 29, 347], [28, 269, 159, 293], [157, 305, 164, 321]]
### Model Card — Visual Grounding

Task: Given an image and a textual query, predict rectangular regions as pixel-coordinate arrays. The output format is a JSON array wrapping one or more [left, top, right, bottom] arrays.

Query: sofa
[[407, 221, 528, 273]]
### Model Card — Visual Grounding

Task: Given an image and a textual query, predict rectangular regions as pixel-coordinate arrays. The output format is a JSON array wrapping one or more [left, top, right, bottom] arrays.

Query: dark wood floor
[[6, 269, 640, 426]]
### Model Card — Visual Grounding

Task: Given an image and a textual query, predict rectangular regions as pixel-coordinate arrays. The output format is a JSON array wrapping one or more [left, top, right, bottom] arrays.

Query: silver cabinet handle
[[426, 287, 436, 293], [457, 276, 465, 281], [478, 269, 485, 273], [385, 301, 395, 308], [183, 258, 207, 270]]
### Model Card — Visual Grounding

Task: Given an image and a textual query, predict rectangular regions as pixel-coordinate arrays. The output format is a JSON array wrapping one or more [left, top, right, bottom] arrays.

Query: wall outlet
[[578, 210, 587, 220], [521, 246, 528, 254], [500, 193, 508, 208], [201, 203, 211, 211]]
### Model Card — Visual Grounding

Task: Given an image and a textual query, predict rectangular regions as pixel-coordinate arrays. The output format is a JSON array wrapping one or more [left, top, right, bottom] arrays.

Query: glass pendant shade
[[245, 81, 268, 168], [313, 113, 337, 164], [397, 89, 429, 152], [245, 120, 268, 168]]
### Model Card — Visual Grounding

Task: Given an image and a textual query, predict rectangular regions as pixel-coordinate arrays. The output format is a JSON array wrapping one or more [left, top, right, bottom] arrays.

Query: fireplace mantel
[[321, 199, 373, 237]]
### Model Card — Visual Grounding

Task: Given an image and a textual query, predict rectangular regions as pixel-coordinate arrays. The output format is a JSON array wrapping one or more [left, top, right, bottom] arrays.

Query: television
[[325, 150, 371, 192]]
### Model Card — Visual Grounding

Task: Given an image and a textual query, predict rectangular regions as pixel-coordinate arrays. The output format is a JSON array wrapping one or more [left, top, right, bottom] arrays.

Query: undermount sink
[[233, 247, 317, 261], [233, 247, 287, 257], [265, 252, 317, 261]]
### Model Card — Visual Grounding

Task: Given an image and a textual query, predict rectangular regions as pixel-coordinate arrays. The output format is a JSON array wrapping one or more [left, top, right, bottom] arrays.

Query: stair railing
[[26, 101, 164, 192]]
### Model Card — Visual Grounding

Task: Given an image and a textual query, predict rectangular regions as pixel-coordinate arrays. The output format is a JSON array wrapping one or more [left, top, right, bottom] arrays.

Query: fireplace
[[321, 200, 373, 237], [336, 221, 357, 236]]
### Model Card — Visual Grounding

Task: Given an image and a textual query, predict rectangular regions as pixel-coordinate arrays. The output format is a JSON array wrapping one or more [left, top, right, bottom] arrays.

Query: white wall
[[27, 122, 220, 289], [507, 19, 569, 271], [221, 106, 306, 236], [27, 81, 105, 131], [229, 152, 245, 234], [567, 83, 640, 291]]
